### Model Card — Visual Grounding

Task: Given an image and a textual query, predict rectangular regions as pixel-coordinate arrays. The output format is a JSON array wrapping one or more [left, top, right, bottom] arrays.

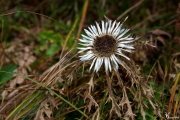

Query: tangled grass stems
[[0, 70, 90, 119]]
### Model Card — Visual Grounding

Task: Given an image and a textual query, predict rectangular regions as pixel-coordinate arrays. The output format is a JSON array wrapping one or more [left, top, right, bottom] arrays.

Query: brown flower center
[[93, 35, 117, 57]]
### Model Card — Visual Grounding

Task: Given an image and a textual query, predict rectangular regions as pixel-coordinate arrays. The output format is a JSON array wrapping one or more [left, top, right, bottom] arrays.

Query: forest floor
[[0, 0, 180, 120]]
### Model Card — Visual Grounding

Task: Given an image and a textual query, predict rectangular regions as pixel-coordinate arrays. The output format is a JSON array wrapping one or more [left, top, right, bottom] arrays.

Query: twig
[[116, 0, 144, 21], [131, 13, 159, 30], [0, 11, 58, 22], [72, 0, 89, 49], [77, 0, 89, 39], [59, 17, 79, 59]]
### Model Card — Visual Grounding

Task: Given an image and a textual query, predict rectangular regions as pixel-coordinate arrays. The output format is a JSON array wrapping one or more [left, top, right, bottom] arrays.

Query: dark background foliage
[[0, 0, 180, 119]]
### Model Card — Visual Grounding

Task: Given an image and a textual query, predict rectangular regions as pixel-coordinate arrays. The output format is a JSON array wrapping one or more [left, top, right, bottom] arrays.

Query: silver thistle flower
[[78, 19, 136, 72]]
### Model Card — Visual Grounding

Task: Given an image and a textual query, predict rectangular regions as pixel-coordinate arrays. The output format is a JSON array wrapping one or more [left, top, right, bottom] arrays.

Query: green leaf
[[0, 64, 17, 85], [37, 30, 62, 43], [46, 44, 60, 56]]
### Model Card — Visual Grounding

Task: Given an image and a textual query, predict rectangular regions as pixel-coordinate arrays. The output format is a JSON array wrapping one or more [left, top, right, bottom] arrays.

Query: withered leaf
[[148, 29, 171, 39]]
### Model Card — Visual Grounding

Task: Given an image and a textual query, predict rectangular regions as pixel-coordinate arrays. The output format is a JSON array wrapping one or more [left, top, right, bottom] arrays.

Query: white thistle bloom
[[78, 19, 136, 72]]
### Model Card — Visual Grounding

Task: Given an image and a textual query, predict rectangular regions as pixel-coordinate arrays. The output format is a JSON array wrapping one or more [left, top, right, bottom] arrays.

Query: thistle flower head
[[78, 19, 136, 72]]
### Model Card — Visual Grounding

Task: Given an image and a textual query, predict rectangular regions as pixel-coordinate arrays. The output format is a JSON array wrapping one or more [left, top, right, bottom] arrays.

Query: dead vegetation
[[0, 0, 180, 120]]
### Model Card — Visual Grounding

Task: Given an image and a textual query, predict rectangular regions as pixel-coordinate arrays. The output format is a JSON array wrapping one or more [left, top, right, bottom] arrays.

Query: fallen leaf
[[6, 89, 19, 100], [34, 97, 56, 120], [148, 29, 171, 39], [1, 90, 8, 102], [44, 106, 52, 118], [156, 36, 165, 46], [158, 62, 165, 81]]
